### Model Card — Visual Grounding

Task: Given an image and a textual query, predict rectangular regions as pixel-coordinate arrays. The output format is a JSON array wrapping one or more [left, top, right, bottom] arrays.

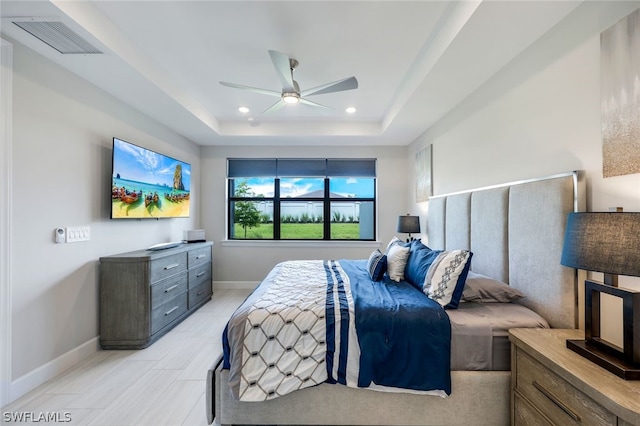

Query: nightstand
[[509, 328, 640, 426]]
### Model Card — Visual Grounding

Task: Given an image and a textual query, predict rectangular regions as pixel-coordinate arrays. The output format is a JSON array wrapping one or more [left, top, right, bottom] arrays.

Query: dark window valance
[[228, 158, 376, 178]]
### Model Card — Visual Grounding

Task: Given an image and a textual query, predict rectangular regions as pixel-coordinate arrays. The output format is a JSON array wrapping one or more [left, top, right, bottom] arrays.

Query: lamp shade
[[561, 212, 640, 277], [397, 215, 420, 234]]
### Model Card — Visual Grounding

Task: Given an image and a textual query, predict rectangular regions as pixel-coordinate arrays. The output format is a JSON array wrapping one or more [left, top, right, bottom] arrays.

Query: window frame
[[227, 159, 376, 241]]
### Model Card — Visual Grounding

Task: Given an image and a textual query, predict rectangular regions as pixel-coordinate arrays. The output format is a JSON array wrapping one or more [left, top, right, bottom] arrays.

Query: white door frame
[[1, 37, 14, 408]]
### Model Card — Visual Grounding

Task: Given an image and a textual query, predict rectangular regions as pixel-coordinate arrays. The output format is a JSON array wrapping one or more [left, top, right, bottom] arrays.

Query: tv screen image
[[111, 138, 191, 219]]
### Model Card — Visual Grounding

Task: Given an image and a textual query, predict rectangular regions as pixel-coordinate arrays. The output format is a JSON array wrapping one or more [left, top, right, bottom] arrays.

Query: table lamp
[[397, 214, 420, 242], [560, 211, 640, 379]]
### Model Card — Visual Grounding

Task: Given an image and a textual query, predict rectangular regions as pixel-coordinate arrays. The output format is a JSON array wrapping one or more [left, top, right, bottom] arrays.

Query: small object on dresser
[[147, 241, 182, 251], [183, 229, 206, 242]]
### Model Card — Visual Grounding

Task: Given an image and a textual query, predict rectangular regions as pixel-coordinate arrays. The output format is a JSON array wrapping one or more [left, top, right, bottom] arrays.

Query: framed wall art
[[601, 9, 640, 178], [415, 144, 432, 202]]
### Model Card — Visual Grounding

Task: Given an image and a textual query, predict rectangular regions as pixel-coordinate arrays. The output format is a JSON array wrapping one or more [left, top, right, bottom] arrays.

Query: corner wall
[[1, 37, 13, 408]]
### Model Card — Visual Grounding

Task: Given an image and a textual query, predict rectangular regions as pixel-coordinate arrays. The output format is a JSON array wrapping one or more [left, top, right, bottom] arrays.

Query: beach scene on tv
[[111, 138, 191, 219]]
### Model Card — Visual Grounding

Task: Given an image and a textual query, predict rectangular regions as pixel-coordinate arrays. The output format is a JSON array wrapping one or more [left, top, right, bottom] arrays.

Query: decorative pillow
[[424, 250, 473, 309], [404, 240, 440, 291], [385, 236, 406, 252], [461, 271, 524, 303], [367, 249, 387, 281], [386, 243, 410, 282]]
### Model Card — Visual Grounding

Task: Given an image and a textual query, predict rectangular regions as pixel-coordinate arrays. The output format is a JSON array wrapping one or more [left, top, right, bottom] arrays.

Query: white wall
[[8, 39, 201, 400], [408, 1, 640, 345], [414, 35, 640, 210], [200, 144, 408, 285]]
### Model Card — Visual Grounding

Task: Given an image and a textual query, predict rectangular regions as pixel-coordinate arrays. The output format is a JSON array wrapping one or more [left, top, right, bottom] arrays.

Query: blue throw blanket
[[222, 259, 451, 399], [341, 259, 451, 394]]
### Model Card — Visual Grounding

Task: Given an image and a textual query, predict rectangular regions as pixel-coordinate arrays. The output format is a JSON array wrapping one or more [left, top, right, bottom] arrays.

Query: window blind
[[227, 158, 376, 178], [227, 159, 276, 177]]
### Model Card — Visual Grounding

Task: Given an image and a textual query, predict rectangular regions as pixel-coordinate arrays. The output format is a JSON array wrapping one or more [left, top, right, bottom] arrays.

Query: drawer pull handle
[[196, 272, 206, 278], [164, 263, 180, 270], [532, 381, 581, 422], [196, 254, 207, 259], [197, 289, 206, 296], [165, 306, 179, 316], [164, 285, 178, 293]]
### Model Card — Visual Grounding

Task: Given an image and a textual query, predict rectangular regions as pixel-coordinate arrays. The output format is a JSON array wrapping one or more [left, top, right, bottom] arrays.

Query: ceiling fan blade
[[268, 50, 296, 92], [301, 76, 358, 97], [219, 81, 281, 98], [299, 98, 333, 110], [263, 100, 286, 114]]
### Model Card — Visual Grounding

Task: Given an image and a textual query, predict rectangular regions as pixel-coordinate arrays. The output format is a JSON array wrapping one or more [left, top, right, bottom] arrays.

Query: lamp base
[[567, 339, 640, 380]]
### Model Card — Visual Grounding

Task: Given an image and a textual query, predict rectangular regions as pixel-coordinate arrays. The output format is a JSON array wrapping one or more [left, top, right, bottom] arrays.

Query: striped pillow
[[367, 249, 387, 281]]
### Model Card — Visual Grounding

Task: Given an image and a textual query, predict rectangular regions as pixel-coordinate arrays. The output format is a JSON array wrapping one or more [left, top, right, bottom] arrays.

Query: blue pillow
[[404, 240, 441, 291], [367, 249, 387, 281]]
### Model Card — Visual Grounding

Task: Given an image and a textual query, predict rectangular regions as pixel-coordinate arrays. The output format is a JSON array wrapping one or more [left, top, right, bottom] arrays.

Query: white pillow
[[385, 236, 404, 252], [386, 244, 410, 282]]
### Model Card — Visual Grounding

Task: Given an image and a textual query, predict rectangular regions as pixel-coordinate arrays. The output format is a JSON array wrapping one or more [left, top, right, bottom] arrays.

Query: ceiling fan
[[219, 50, 358, 113]]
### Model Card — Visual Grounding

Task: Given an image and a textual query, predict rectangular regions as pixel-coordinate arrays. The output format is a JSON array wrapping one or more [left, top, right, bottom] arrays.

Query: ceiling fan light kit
[[282, 93, 300, 104], [220, 50, 358, 113]]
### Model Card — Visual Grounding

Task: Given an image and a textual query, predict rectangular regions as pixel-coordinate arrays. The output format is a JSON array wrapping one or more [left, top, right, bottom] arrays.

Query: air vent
[[12, 19, 102, 55]]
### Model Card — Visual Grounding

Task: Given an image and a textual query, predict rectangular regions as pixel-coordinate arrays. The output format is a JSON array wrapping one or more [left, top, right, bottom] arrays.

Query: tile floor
[[1, 289, 250, 426]]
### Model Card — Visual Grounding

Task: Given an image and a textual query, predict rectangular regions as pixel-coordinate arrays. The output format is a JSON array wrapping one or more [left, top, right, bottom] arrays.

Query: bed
[[207, 171, 585, 425]]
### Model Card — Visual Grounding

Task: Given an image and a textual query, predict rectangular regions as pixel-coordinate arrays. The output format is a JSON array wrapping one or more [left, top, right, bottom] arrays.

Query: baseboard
[[213, 281, 258, 290], [8, 337, 100, 404]]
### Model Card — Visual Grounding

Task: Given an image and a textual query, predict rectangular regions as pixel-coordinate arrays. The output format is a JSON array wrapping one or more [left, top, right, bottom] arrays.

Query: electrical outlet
[[66, 226, 90, 243]]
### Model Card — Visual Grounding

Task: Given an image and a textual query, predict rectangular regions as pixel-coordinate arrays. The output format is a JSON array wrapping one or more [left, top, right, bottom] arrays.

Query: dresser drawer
[[150, 253, 188, 283], [189, 263, 211, 287], [514, 391, 554, 426], [189, 279, 212, 308], [188, 246, 211, 268], [151, 273, 188, 308], [151, 291, 188, 334], [516, 350, 616, 426]]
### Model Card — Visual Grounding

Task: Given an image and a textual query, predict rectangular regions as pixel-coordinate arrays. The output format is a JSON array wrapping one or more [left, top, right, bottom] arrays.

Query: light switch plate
[[66, 226, 90, 243]]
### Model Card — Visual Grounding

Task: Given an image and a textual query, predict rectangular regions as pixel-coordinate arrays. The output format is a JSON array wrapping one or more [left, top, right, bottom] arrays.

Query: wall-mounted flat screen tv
[[111, 137, 191, 219]]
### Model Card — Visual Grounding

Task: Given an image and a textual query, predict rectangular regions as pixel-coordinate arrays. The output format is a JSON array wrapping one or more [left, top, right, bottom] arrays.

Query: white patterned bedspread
[[224, 260, 360, 401]]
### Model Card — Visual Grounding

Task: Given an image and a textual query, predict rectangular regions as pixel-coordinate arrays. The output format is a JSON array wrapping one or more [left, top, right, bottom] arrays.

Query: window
[[227, 158, 376, 240]]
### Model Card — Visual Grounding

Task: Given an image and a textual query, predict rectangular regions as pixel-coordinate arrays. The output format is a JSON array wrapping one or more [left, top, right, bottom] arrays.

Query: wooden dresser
[[510, 328, 640, 426], [99, 241, 213, 349]]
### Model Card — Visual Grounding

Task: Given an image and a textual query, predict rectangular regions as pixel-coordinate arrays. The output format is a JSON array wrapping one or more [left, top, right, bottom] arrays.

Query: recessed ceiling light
[[346, 107, 356, 114], [248, 117, 254, 121], [238, 106, 250, 114]]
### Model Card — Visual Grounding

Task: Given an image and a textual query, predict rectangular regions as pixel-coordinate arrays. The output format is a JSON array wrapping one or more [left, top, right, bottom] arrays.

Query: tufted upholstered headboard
[[426, 171, 585, 329]]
